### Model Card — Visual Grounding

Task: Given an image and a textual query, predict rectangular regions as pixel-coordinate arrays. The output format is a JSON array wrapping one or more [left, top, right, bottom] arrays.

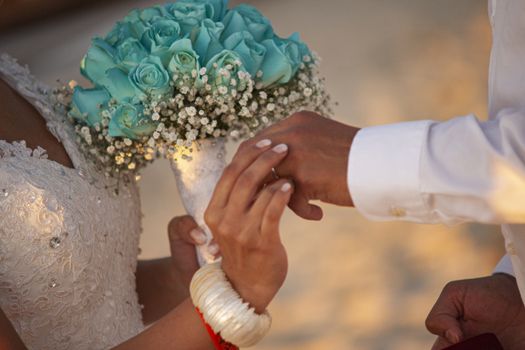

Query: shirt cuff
[[347, 120, 434, 221], [493, 254, 515, 277]]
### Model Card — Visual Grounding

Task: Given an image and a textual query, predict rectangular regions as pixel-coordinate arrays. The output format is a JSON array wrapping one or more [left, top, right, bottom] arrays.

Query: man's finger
[[426, 283, 465, 344], [288, 190, 323, 221], [426, 312, 463, 344]]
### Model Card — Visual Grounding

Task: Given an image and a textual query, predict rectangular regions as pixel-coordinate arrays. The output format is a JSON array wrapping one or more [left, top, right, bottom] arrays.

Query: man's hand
[[426, 274, 525, 350], [248, 111, 359, 220]]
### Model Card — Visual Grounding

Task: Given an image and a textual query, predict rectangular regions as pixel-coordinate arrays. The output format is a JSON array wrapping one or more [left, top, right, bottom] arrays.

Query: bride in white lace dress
[[0, 54, 293, 349]]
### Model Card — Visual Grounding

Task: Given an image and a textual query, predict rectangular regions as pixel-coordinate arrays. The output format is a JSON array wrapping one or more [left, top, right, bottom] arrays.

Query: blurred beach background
[[0, 1, 503, 349]]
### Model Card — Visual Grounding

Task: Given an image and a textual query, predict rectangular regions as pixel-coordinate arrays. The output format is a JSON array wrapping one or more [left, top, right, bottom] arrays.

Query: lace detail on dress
[[0, 140, 49, 160], [0, 53, 145, 349]]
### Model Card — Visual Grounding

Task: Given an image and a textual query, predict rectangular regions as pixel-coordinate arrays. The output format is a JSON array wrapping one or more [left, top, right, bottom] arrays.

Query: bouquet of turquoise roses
[[59, 0, 331, 177]]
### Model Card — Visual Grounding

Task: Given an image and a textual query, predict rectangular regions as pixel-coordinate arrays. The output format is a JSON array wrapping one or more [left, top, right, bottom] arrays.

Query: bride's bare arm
[[113, 299, 214, 350], [136, 258, 183, 325], [0, 309, 26, 350], [0, 298, 212, 350], [136, 217, 202, 325]]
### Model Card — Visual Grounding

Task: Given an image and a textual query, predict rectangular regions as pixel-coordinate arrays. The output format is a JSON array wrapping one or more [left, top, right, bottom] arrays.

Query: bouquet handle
[[170, 138, 227, 266]]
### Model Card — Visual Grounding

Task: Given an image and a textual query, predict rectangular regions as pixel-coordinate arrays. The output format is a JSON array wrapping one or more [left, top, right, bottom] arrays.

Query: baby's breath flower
[[186, 106, 197, 117], [218, 86, 228, 95]]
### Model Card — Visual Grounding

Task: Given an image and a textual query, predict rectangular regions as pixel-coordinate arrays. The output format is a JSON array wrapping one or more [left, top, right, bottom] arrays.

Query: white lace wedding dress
[[0, 54, 145, 349]]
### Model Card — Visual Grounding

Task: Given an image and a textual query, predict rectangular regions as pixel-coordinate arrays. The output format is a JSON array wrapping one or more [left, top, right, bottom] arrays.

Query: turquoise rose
[[194, 19, 224, 65], [99, 68, 136, 102], [108, 103, 157, 139], [221, 4, 273, 42], [116, 38, 148, 71], [163, 2, 214, 37], [223, 31, 266, 77], [69, 87, 110, 126], [141, 19, 181, 50], [105, 22, 143, 47], [81, 38, 118, 86], [177, 0, 228, 21], [124, 6, 166, 24], [206, 49, 247, 89], [287, 32, 312, 62], [168, 39, 200, 82], [258, 39, 294, 88], [271, 36, 302, 77], [141, 19, 182, 64], [129, 56, 171, 98], [258, 35, 312, 88], [116, 7, 167, 44]]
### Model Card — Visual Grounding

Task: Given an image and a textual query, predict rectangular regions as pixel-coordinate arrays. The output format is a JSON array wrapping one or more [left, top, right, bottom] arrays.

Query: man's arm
[[349, 108, 525, 224], [249, 108, 525, 224]]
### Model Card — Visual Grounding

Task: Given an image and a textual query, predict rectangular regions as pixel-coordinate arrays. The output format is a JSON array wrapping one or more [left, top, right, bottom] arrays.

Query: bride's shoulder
[[0, 73, 74, 168], [0, 54, 75, 168]]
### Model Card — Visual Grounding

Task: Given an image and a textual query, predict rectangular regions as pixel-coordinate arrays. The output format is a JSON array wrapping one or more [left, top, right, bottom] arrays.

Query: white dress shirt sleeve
[[493, 254, 515, 276], [348, 0, 525, 305], [348, 109, 525, 225]]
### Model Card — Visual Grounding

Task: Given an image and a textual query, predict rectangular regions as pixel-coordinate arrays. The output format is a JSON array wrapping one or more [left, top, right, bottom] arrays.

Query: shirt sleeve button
[[389, 207, 407, 217]]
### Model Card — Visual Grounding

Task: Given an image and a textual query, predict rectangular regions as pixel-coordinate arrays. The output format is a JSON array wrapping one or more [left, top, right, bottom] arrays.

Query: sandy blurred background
[[0, 1, 505, 349]]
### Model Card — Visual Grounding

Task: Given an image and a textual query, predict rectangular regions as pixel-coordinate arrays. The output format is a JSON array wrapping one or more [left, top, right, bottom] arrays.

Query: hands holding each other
[[248, 111, 360, 220], [167, 110, 359, 313], [167, 111, 525, 349], [168, 139, 293, 314], [426, 274, 525, 350]]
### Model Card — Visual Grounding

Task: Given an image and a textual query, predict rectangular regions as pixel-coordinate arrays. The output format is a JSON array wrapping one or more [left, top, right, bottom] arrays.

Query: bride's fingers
[[207, 139, 273, 211], [249, 179, 292, 219], [206, 239, 222, 259], [168, 215, 200, 244], [167, 216, 200, 277], [228, 144, 289, 212], [260, 181, 293, 243]]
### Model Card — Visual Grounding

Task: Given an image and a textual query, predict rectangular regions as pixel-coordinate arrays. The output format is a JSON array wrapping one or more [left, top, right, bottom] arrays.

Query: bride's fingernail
[[208, 243, 220, 255], [281, 182, 292, 192], [272, 144, 288, 153], [190, 228, 207, 245], [256, 139, 272, 148]]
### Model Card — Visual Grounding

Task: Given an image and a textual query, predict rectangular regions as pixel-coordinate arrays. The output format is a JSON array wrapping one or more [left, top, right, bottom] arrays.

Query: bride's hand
[[167, 215, 202, 291], [205, 140, 293, 313]]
